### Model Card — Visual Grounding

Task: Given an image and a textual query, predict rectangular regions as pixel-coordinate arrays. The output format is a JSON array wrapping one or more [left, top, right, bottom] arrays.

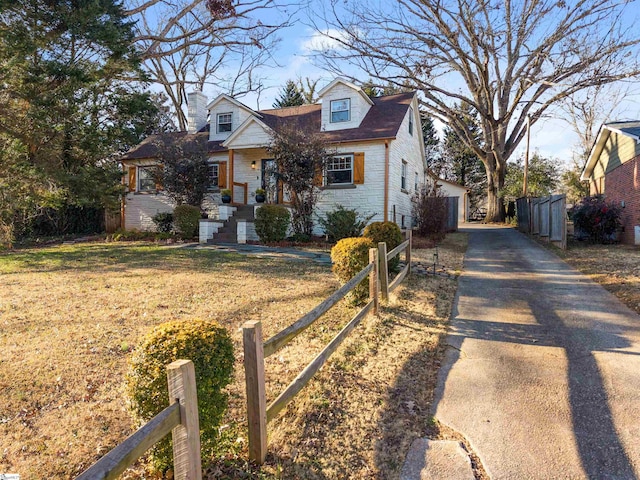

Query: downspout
[[229, 149, 234, 203], [384, 140, 390, 222], [120, 165, 126, 230]]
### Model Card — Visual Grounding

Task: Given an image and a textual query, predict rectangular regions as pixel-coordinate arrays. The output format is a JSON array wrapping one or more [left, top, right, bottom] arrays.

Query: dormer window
[[330, 99, 350, 123], [217, 112, 232, 133]]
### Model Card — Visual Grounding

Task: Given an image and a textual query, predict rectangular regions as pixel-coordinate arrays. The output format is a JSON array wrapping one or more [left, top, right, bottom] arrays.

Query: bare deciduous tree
[[311, 0, 640, 221], [125, 0, 291, 130], [561, 83, 632, 162]]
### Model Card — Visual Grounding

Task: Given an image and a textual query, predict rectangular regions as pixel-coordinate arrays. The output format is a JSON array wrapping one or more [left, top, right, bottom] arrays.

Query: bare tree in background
[[559, 83, 633, 202], [311, 0, 640, 221], [561, 83, 632, 162], [125, 0, 292, 130]]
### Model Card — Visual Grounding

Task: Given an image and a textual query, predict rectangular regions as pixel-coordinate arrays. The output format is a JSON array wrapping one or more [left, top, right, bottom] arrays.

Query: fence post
[[406, 230, 412, 276], [243, 320, 267, 464], [369, 248, 379, 315], [167, 360, 202, 480], [378, 242, 389, 303]]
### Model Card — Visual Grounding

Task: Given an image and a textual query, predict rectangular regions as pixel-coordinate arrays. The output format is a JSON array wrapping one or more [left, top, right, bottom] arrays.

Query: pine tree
[[442, 104, 487, 210], [273, 80, 305, 108], [421, 113, 444, 176]]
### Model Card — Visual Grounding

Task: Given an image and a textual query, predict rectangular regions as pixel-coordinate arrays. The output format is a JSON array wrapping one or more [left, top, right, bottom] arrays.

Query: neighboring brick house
[[581, 121, 640, 244], [120, 78, 426, 238]]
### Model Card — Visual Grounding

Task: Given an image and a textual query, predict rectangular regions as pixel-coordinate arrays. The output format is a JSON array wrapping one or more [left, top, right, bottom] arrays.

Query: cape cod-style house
[[120, 78, 427, 242]]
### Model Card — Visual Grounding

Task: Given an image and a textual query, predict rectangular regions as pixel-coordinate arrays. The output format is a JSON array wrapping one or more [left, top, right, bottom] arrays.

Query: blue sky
[[194, 2, 640, 169]]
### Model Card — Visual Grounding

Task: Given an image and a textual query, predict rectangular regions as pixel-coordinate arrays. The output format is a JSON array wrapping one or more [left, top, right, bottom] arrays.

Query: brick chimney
[[187, 91, 208, 133]]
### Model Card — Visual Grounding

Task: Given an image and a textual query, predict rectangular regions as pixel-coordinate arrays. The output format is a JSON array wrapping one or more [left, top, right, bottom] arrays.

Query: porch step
[[208, 205, 256, 244]]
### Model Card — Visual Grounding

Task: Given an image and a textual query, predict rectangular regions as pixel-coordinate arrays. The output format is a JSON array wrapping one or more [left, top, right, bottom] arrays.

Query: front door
[[261, 159, 279, 204]]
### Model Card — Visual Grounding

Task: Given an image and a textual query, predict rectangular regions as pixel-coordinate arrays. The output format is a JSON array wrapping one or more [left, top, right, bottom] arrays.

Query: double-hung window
[[401, 161, 408, 191], [138, 166, 157, 192], [415, 172, 419, 191], [217, 112, 232, 133], [208, 163, 219, 190], [327, 154, 353, 185], [330, 99, 350, 123]]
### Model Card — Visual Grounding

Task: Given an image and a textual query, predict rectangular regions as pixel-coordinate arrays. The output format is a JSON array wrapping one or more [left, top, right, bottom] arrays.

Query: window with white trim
[[327, 154, 353, 185], [217, 112, 232, 133], [409, 106, 414, 135], [208, 163, 219, 190], [401, 161, 408, 191], [330, 99, 350, 123], [415, 172, 419, 191], [138, 166, 157, 192]]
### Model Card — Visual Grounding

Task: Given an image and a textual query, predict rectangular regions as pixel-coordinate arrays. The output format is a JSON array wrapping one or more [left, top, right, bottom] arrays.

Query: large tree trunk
[[484, 157, 505, 223]]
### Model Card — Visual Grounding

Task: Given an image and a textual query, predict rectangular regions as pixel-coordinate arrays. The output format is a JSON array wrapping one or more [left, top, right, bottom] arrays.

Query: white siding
[[209, 98, 255, 142], [314, 141, 386, 235], [225, 121, 271, 149], [232, 149, 269, 204], [388, 100, 425, 229], [320, 83, 372, 132], [124, 193, 175, 231]]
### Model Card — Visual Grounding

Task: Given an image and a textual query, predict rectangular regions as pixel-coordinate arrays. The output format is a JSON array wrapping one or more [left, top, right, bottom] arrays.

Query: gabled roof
[[582, 121, 640, 181], [222, 115, 273, 148], [317, 77, 375, 106], [427, 170, 471, 191], [120, 91, 416, 160], [206, 93, 261, 117]]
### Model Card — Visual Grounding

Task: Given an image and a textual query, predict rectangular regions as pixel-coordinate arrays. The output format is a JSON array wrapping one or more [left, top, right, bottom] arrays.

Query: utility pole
[[523, 114, 531, 197]]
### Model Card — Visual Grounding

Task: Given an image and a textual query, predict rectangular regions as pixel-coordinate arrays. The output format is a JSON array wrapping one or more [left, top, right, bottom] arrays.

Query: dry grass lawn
[[547, 239, 640, 315], [0, 234, 467, 480]]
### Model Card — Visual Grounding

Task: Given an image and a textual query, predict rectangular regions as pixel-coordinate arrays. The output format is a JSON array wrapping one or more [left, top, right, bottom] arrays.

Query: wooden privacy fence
[[516, 195, 567, 250], [243, 231, 412, 464], [76, 360, 202, 480]]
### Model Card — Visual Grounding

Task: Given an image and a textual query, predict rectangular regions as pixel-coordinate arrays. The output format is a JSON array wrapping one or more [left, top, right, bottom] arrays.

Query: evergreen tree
[[272, 80, 304, 108], [421, 113, 443, 176], [0, 0, 159, 243], [442, 104, 487, 209], [361, 79, 381, 98], [503, 152, 561, 199]]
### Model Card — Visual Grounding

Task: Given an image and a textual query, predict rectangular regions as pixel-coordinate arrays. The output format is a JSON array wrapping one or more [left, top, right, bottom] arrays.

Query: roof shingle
[[121, 91, 415, 161]]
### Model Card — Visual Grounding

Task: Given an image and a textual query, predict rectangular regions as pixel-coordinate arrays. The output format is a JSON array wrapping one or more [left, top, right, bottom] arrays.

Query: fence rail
[[243, 230, 412, 464], [76, 360, 201, 480]]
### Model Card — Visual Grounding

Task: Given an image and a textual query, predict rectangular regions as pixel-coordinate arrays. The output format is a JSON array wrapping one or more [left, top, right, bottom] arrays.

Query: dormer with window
[[207, 94, 259, 142], [318, 78, 374, 132]]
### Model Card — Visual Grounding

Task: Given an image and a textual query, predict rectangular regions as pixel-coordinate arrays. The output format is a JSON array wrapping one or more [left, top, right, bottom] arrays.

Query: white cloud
[[300, 29, 349, 54]]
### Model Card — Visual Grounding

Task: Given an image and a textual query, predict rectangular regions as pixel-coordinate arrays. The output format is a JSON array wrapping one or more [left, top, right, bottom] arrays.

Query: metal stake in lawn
[[433, 245, 439, 275]]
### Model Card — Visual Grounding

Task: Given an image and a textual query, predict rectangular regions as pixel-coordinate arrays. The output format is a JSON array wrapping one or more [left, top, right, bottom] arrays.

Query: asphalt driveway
[[431, 224, 640, 479]]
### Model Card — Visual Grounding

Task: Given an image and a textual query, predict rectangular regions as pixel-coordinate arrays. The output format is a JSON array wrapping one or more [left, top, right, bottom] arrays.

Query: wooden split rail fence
[[243, 231, 412, 463], [76, 360, 202, 480]]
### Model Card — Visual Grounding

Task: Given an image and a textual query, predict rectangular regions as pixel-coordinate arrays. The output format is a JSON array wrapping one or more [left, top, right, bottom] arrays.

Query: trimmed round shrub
[[572, 196, 621, 243], [331, 237, 375, 305], [255, 204, 290, 243], [152, 212, 174, 233], [125, 319, 234, 474], [364, 221, 403, 272], [173, 204, 201, 239]]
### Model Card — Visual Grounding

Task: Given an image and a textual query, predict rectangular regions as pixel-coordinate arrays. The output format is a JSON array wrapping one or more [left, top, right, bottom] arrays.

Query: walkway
[[179, 242, 332, 265], [408, 225, 640, 479]]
